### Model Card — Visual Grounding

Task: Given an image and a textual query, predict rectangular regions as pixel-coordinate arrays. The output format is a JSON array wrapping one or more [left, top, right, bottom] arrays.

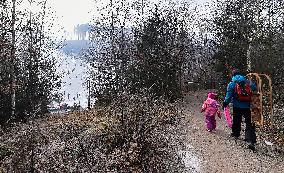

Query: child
[[201, 92, 221, 132]]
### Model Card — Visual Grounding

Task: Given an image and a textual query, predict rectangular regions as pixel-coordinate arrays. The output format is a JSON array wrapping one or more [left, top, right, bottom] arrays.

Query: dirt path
[[181, 91, 284, 173]]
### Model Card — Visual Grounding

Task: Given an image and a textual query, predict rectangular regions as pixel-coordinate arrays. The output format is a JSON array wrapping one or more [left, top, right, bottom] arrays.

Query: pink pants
[[205, 115, 216, 131]]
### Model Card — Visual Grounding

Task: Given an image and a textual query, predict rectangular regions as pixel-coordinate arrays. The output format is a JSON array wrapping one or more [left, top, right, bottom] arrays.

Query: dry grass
[[0, 93, 185, 172]]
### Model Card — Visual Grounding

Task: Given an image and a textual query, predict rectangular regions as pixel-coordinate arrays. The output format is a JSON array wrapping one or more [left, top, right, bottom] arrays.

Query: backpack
[[234, 81, 252, 102]]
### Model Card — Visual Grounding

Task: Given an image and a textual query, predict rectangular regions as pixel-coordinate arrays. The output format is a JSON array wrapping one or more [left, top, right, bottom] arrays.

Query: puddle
[[179, 144, 201, 172]]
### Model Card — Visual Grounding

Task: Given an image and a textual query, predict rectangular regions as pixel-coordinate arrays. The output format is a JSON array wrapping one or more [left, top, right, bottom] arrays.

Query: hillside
[[1, 91, 283, 172], [61, 40, 91, 55]]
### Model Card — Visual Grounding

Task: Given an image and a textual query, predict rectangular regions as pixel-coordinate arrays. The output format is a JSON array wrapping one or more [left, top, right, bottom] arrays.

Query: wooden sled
[[246, 73, 273, 127]]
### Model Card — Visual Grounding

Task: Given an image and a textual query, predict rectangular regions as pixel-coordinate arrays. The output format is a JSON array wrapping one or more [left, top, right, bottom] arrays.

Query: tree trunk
[[246, 37, 252, 73], [11, 0, 16, 118]]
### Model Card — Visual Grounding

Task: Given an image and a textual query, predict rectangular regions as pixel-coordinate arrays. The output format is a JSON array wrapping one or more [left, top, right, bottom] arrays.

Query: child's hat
[[208, 92, 217, 99]]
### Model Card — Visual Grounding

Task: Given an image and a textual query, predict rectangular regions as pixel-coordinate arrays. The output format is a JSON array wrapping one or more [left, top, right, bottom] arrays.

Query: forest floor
[[1, 90, 284, 172], [180, 90, 284, 173]]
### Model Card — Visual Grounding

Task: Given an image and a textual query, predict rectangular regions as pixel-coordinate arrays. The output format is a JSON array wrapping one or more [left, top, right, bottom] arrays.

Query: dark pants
[[232, 107, 256, 144]]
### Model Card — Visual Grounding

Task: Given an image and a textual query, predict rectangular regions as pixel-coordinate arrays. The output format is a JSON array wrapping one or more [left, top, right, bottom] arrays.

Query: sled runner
[[246, 73, 273, 127]]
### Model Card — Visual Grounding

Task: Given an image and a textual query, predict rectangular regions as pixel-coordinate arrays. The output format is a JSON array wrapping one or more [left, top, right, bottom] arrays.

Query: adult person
[[223, 69, 257, 150]]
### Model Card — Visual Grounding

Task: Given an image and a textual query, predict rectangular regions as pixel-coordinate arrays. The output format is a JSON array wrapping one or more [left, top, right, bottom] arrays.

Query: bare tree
[[0, 0, 61, 124], [10, 0, 16, 118]]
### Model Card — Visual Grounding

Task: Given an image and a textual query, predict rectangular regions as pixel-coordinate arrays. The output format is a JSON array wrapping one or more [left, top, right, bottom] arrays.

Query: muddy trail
[[181, 91, 284, 173]]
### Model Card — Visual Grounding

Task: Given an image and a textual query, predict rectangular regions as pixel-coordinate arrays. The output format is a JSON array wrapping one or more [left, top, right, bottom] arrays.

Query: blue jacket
[[224, 75, 256, 108]]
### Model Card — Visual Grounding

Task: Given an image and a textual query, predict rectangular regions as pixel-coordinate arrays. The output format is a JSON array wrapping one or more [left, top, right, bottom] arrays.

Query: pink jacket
[[201, 93, 220, 117]]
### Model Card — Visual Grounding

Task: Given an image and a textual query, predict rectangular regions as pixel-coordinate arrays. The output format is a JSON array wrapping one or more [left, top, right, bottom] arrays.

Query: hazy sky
[[46, 0, 93, 37], [45, 0, 211, 38]]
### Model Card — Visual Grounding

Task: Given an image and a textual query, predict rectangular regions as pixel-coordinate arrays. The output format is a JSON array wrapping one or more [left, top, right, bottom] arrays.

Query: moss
[[0, 146, 12, 161]]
